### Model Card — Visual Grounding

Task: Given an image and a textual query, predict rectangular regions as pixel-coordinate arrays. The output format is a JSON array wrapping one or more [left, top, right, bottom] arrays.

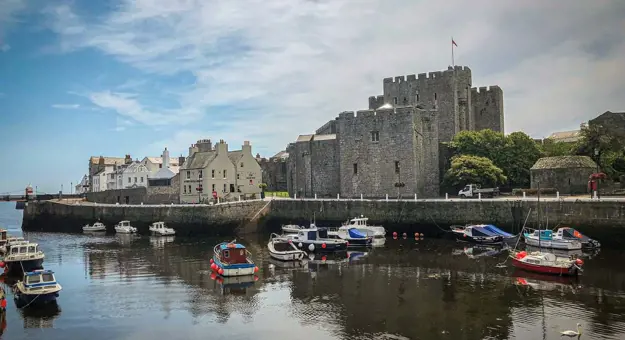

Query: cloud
[[0, 44, 9, 52], [113, 116, 134, 132], [51, 103, 80, 109], [0, 0, 27, 44], [44, 0, 625, 153]]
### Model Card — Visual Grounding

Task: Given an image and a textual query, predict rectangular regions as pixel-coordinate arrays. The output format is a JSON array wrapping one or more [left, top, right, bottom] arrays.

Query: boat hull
[[212, 256, 256, 277], [83, 227, 106, 232], [150, 230, 175, 236], [5, 259, 44, 274], [269, 251, 305, 261], [524, 235, 582, 250], [293, 240, 347, 252], [14, 291, 59, 307], [452, 230, 504, 245], [511, 257, 579, 276]]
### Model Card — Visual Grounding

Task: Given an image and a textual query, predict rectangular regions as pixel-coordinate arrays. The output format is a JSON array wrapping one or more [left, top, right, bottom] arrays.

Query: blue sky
[[1, 0, 624, 194]]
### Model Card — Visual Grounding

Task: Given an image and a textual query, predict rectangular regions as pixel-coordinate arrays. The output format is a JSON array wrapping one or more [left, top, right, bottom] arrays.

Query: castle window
[[353, 163, 358, 175], [371, 131, 380, 142], [395, 161, 400, 174], [393, 97, 398, 105], [403, 97, 408, 105], [159, 164, 162, 168], [128, 177, 131, 184], [211, 169, 215, 178], [241, 162, 244, 167], [434, 93, 437, 100], [416, 93, 420, 102], [237, 173, 240, 180], [186, 171, 190, 180], [223, 184, 227, 192], [199, 170, 203, 179]]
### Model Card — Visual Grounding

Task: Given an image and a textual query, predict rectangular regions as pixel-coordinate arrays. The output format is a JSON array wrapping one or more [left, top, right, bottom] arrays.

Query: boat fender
[[516, 251, 527, 260], [218, 268, 224, 275], [321, 243, 327, 249], [0, 299, 5, 310], [210, 259, 214, 264], [254, 266, 259, 273], [0, 262, 3, 268], [308, 244, 315, 252], [298, 243, 303, 248], [575, 259, 584, 266]]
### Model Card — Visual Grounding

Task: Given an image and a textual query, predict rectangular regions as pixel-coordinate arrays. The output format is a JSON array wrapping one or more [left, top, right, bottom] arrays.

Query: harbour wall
[[22, 200, 269, 236], [21, 198, 625, 247]]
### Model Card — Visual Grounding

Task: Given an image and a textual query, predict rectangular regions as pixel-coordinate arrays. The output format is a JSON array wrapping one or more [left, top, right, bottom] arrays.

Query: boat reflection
[[524, 245, 600, 259], [268, 257, 306, 269], [451, 245, 506, 259], [512, 270, 580, 293], [209, 273, 257, 296], [116, 234, 139, 246], [347, 251, 368, 263], [19, 300, 62, 329], [149, 235, 175, 248]]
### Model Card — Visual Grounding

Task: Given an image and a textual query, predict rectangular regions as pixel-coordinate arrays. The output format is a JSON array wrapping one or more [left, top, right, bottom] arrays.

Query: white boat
[[83, 222, 106, 232], [4, 242, 45, 274], [267, 233, 306, 261], [149, 222, 175, 236], [327, 226, 373, 246], [282, 224, 305, 234], [510, 250, 584, 276], [523, 229, 582, 250], [114, 220, 137, 234], [341, 216, 386, 239], [13, 269, 62, 307]]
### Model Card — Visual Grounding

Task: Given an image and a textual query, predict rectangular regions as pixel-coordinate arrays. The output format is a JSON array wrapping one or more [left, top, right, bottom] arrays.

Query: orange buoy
[[210, 258, 214, 264], [210, 272, 217, 280], [321, 243, 327, 249], [254, 266, 259, 273], [0, 299, 5, 309], [392, 232, 398, 237], [218, 268, 224, 275], [575, 259, 584, 265]]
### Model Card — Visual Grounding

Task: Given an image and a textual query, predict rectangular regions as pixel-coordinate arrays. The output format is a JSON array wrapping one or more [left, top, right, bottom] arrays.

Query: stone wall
[[260, 159, 288, 192], [530, 167, 594, 194], [286, 135, 339, 198], [85, 175, 180, 204], [471, 86, 504, 134], [22, 200, 269, 236]]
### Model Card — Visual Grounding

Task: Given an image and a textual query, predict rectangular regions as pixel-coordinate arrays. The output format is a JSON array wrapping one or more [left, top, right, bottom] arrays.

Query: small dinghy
[[210, 241, 259, 277], [267, 233, 306, 261], [450, 225, 504, 245], [510, 250, 584, 276], [554, 227, 601, 249], [83, 222, 106, 232], [523, 229, 582, 250], [13, 269, 62, 308]]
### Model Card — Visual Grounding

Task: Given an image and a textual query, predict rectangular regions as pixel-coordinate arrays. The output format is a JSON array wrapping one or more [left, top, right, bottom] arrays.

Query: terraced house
[[179, 139, 262, 203]]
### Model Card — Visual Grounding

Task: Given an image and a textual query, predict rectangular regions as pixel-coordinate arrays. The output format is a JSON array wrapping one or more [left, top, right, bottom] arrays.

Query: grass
[[265, 191, 289, 197]]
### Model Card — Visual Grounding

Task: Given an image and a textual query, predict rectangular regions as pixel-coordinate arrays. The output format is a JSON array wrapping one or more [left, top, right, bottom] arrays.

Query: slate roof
[[548, 130, 580, 141], [150, 167, 176, 179], [90, 156, 125, 165], [531, 156, 597, 170], [272, 150, 289, 159], [146, 157, 180, 165], [183, 151, 217, 169], [228, 150, 243, 165]]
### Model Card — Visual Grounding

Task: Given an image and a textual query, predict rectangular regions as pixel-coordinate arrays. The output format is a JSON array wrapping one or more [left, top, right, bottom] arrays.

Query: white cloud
[[0, 0, 27, 45], [1, 44, 9, 52], [51, 103, 80, 109], [45, 0, 625, 153]]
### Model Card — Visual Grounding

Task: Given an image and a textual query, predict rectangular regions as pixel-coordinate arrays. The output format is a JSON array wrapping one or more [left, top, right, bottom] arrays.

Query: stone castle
[[286, 65, 504, 198]]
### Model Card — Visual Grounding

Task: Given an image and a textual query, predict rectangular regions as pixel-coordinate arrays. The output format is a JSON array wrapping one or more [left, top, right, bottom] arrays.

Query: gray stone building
[[530, 156, 598, 194], [287, 65, 504, 198], [258, 151, 288, 192]]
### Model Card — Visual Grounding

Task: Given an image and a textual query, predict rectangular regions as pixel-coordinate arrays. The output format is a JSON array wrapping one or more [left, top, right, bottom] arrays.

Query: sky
[[0, 0, 624, 194]]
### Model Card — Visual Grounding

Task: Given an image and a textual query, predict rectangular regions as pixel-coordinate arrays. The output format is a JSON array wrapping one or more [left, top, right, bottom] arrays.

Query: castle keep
[[287, 65, 504, 198]]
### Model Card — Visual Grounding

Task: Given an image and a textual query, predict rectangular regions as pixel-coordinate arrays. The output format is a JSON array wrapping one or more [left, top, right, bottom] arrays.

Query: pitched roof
[[272, 150, 289, 159], [90, 156, 125, 165], [228, 150, 243, 164], [312, 134, 336, 141], [145, 157, 180, 165], [150, 167, 176, 180], [531, 156, 597, 170], [548, 130, 580, 140], [183, 151, 217, 169]]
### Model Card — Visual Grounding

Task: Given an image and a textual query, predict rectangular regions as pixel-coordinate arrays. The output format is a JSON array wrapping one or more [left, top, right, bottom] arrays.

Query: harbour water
[[1, 202, 625, 339]]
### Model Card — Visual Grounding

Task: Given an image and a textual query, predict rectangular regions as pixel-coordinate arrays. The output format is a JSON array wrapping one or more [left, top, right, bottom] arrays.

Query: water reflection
[[20, 302, 61, 329]]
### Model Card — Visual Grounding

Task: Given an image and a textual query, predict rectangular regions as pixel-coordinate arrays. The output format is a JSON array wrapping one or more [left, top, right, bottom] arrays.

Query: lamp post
[[594, 148, 601, 198]]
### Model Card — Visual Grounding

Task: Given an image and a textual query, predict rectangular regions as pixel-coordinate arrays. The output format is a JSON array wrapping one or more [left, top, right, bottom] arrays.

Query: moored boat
[[13, 269, 62, 308], [267, 233, 306, 261], [341, 216, 386, 239], [523, 229, 582, 250], [286, 227, 348, 252], [553, 227, 601, 249], [510, 250, 583, 276], [3, 242, 45, 274], [327, 227, 373, 246], [83, 222, 106, 232], [0, 229, 7, 253], [282, 224, 305, 234], [450, 225, 504, 245], [149, 221, 176, 236], [114, 220, 137, 234], [210, 241, 259, 277]]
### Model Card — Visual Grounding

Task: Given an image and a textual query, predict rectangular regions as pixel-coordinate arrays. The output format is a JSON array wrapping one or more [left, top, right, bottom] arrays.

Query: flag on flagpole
[[452, 39, 458, 47]]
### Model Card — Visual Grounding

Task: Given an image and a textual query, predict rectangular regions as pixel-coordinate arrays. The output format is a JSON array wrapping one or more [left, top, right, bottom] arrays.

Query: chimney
[[188, 144, 199, 157], [162, 147, 170, 168], [124, 154, 132, 164], [178, 155, 186, 167], [98, 156, 105, 165], [216, 139, 228, 155], [242, 140, 252, 155]]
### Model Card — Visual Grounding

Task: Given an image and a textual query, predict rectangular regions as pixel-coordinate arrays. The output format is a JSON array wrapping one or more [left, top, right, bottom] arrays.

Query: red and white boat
[[510, 250, 584, 276]]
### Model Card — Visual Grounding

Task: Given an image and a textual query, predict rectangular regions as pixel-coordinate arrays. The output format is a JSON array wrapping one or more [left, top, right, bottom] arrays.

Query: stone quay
[[21, 197, 625, 247]]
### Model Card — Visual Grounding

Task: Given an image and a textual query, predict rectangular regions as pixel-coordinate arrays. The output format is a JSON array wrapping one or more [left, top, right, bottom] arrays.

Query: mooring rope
[[495, 208, 532, 268]]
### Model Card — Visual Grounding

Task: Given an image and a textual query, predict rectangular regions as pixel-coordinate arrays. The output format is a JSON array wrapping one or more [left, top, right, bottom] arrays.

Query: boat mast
[[537, 182, 542, 251]]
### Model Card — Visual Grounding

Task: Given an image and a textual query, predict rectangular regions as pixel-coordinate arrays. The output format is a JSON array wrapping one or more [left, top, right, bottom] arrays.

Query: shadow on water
[[0, 209, 622, 339]]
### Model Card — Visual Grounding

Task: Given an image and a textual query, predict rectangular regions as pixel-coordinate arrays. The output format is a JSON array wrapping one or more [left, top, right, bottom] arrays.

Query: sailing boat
[[510, 184, 584, 276]]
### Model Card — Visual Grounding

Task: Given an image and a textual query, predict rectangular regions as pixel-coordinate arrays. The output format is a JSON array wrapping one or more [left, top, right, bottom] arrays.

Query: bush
[[512, 188, 558, 196]]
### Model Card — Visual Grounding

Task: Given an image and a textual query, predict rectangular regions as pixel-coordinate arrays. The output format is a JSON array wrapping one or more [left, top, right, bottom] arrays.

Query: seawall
[[22, 200, 268, 236], [21, 198, 625, 247]]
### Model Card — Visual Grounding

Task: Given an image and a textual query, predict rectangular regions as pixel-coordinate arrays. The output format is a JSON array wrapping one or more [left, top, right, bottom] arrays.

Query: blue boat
[[450, 225, 504, 245], [210, 241, 258, 277], [13, 269, 62, 308], [328, 227, 373, 246], [286, 227, 348, 252]]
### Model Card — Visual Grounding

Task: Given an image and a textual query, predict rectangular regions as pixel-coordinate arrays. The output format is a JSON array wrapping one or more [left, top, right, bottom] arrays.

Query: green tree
[[443, 155, 507, 191], [448, 130, 541, 188], [540, 139, 575, 157]]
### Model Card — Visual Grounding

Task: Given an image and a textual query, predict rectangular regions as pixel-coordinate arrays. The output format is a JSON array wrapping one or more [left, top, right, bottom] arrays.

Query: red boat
[[510, 251, 583, 276]]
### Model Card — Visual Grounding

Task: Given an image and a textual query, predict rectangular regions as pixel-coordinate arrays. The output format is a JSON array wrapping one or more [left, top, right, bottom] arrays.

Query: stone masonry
[[287, 65, 504, 198]]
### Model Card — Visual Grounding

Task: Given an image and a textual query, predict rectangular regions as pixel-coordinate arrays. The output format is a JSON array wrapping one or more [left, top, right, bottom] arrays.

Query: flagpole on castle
[[451, 37, 455, 67]]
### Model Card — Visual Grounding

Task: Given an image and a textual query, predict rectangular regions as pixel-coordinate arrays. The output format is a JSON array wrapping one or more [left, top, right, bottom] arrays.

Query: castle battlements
[[471, 85, 502, 94], [382, 66, 472, 86]]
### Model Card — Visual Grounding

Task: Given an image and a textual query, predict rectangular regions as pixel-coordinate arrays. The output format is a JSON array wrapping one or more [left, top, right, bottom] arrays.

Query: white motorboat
[[14, 269, 62, 307], [149, 221, 175, 236], [267, 233, 306, 261], [83, 222, 106, 232], [282, 224, 304, 234], [114, 220, 137, 234], [327, 226, 373, 246], [4, 242, 45, 274], [523, 229, 582, 250], [341, 216, 386, 239]]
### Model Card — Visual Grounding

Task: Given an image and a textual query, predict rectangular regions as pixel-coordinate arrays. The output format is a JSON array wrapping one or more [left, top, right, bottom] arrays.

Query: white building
[[75, 174, 89, 194], [141, 150, 180, 173], [179, 139, 262, 203], [121, 161, 151, 188], [92, 166, 114, 192]]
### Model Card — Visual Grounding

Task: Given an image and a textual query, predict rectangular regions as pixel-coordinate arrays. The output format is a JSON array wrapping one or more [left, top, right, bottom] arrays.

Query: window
[[371, 131, 380, 142], [159, 164, 162, 168], [199, 170, 203, 179], [223, 170, 227, 178], [184, 186, 187, 194], [230, 184, 235, 192], [240, 163, 244, 167], [128, 177, 131, 183], [223, 250, 230, 258], [188, 185, 191, 193], [353, 163, 358, 175], [434, 93, 437, 100], [395, 161, 400, 174], [140, 177, 144, 183], [223, 184, 227, 192], [199, 184, 203, 192], [186, 171, 190, 180], [393, 97, 397, 104], [416, 93, 419, 102], [237, 173, 240, 179], [212, 184, 216, 192], [211, 169, 215, 178], [134, 177, 137, 183]]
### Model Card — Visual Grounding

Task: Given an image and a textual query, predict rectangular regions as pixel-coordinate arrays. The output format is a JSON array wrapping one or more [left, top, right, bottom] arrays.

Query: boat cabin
[[528, 230, 553, 240], [93, 222, 105, 228], [346, 216, 369, 227], [117, 221, 131, 227], [8, 243, 41, 258], [0, 229, 6, 245], [557, 228, 582, 239], [152, 222, 166, 229], [23, 270, 58, 289], [216, 243, 249, 265], [295, 228, 329, 241]]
